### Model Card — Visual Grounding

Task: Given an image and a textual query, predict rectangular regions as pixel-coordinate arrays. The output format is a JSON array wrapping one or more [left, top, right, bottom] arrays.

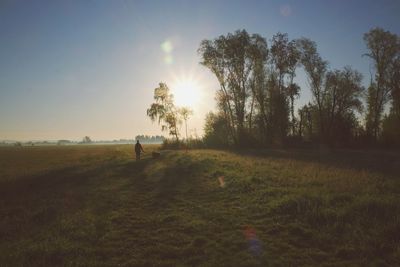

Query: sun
[[171, 77, 202, 108]]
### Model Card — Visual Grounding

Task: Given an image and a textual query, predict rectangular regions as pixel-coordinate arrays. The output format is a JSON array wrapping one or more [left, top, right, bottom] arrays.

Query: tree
[[270, 33, 300, 93], [286, 39, 301, 136], [82, 136, 92, 143], [271, 33, 289, 92], [324, 66, 364, 144], [248, 35, 269, 143], [297, 38, 328, 140], [287, 83, 301, 135], [298, 103, 313, 140], [381, 40, 400, 146], [268, 33, 300, 142], [203, 112, 232, 147], [266, 74, 289, 144], [198, 29, 377, 147], [199, 30, 268, 146], [179, 107, 193, 140], [363, 28, 400, 140], [147, 83, 181, 140], [389, 56, 400, 115], [382, 111, 400, 146]]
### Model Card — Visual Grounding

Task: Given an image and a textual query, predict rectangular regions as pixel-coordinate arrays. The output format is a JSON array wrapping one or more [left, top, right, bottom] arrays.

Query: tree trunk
[[290, 95, 295, 136], [185, 119, 188, 140], [249, 95, 255, 134]]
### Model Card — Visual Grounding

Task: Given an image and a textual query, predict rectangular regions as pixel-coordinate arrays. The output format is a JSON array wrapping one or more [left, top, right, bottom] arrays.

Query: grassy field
[[0, 145, 399, 266]]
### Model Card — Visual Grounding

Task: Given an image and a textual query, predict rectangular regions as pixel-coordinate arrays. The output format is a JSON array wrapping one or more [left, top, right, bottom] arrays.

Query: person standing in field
[[135, 140, 144, 161]]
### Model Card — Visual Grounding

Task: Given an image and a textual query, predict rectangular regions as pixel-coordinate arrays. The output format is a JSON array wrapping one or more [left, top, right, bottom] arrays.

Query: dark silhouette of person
[[135, 140, 144, 161]]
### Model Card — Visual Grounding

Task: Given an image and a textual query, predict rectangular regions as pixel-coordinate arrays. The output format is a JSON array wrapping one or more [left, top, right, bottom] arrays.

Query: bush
[[203, 112, 232, 148], [161, 138, 205, 150]]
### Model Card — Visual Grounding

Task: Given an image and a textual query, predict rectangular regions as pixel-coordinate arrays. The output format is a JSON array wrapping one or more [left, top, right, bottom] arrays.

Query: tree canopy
[[198, 27, 400, 148]]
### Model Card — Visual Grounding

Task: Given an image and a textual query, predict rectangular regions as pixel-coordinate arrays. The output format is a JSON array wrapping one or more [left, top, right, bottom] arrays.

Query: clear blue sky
[[1, 0, 399, 141]]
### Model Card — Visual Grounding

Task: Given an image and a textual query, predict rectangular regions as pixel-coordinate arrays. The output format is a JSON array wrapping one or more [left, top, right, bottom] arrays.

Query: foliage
[[296, 37, 328, 139], [203, 112, 232, 147], [298, 103, 314, 141], [81, 136, 92, 144], [364, 27, 400, 140], [270, 33, 301, 138], [179, 107, 193, 140], [161, 137, 204, 150], [147, 83, 194, 142], [147, 83, 182, 140], [382, 111, 400, 147], [200, 28, 400, 148], [135, 135, 165, 143], [199, 30, 268, 146], [323, 67, 365, 145]]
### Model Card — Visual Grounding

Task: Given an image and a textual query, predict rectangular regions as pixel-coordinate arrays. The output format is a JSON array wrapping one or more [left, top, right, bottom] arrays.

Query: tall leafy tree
[[270, 33, 290, 92], [248, 35, 269, 142], [199, 29, 376, 147], [269, 33, 293, 141], [363, 28, 399, 139], [270, 33, 300, 92], [286, 39, 301, 136], [199, 30, 268, 146], [147, 83, 181, 140], [324, 67, 364, 144], [297, 38, 328, 140]]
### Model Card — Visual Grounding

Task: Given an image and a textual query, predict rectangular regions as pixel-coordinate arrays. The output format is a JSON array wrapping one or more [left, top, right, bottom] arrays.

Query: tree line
[[135, 135, 166, 143], [199, 28, 400, 148]]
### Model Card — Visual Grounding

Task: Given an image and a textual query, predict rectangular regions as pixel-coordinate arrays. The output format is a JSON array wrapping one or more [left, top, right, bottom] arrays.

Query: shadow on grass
[[0, 156, 160, 266], [114, 159, 147, 182], [0, 157, 153, 242], [113, 154, 206, 210]]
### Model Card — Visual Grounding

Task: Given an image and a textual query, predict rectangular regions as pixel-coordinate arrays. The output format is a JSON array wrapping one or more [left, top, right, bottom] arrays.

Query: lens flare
[[164, 54, 173, 65], [218, 176, 225, 188], [280, 4, 292, 17], [161, 40, 174, 65], [243, 225, 263, 257], [161, 40, 173, 53]]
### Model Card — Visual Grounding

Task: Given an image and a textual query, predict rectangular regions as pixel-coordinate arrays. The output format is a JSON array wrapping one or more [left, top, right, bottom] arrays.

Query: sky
[[1, 0, 399, 141]]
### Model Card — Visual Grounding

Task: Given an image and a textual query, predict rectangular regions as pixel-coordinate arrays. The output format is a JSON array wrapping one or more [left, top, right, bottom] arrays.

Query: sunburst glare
[[171, 76, 203, 108]]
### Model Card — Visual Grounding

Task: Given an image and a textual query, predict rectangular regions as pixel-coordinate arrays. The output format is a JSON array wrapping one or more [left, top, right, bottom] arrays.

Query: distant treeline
[[197, 28, 400, 148], [1, 135, 166, 146], [135, 135, 165, 143]]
